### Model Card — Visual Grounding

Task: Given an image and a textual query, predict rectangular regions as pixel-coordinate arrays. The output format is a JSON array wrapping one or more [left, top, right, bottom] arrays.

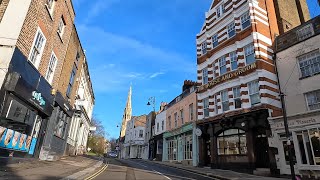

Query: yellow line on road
[[84, 163, 108, 180]]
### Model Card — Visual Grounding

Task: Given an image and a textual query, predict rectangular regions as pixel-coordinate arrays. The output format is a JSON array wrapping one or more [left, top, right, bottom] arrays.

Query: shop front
[[154, 133, 163, 161], [0, 48, 54, 158], [197, 109, 277, 174], [39, 91, 73, 161], [269, 111, 320, 177], [163, 123, 194, 165]]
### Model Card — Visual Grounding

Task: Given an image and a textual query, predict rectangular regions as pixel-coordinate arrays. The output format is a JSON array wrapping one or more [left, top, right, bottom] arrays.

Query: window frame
[[203, 98, 209, 117], [241, 11, 251, 29], [217, 129, 247, 155], [221, 90, 230, 111], [227, 21, 236, 38], [212, 34, 218, 48], [28, 27, 46, 69], [216, 3, 225, 19], [305, 89, 320, 111], [201, 41, 207, 55], [230, 51, 238, 70], [180, 109, 184, 125], [45, 52, 58, 84], [298, 50, 320, 78], [168, 116, 171, 129], [297, 23, 314, 41], [189, 103, 193, 121], [202, 67, 208, 84], [233, 87, 241, 109], [248, 80, 260, 105], [174, 112, 178, 128], [219, 56, 227, 75], [183, 135, 193, 160], [244, 43, 255, 65], [57, 16, 66, 38]]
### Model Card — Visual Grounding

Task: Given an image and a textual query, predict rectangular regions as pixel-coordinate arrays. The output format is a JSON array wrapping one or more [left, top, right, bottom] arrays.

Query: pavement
[[0, 155, 104, 180], [91, 158, 290, 180]]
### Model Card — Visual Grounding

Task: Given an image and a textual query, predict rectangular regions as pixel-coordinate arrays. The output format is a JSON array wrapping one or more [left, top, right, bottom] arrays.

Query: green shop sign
[[164, 123, 193, 138]]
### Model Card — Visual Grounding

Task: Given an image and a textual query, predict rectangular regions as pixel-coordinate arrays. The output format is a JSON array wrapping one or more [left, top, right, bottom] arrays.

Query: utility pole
[[279, 92, 296, 180]]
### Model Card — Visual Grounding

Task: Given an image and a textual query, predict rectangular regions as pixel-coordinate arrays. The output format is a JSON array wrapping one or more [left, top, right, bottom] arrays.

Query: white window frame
[[57, 17, 66, 38], [227, 21, 235, 38], [46, 0, 56, 18], [248, 81, 260, 105], [183, 135, 192, 160], [161, 120, 164, 131], [244, 43, 255, 65], [230, 51, 238, 70], [28, 27, 46, 69], [174, 112, 178, 127], [201, 41, 207, 55], [203, 98, 209, 117], [216, 4, 225, 19], [139, 130, 143, 138], [221, 90, 229, 111], [305, 90, 320, 111], [202, 67, 208, 84], [241, 11, 251, 29], [219, 56, 227, 75], [233, 87, 241, 109], [298, 50, 320, 78], [45, 52, 58, 84], [212, 34, 218, 48], [189, 103, 193, 121], [297, 24, 314, 41], [180, 109, 184, 125], [168, 116, 171, 129]]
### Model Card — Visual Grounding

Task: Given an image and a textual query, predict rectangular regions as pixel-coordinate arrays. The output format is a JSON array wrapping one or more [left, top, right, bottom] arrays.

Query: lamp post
[[147, 96, 156, 112]]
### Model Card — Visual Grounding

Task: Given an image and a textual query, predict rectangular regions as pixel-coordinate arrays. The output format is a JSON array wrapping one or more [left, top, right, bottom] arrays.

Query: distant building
[[269, 16, 320, 177], [152, 102, 167, 161], [142, 111, 156, 160], [122, 115, 146, 159]]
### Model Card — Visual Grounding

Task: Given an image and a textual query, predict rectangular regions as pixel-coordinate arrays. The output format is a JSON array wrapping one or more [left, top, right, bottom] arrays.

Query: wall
[[276, 34, 320, 116], [166, 91, 197, 131], [155, 110, 166, 135]]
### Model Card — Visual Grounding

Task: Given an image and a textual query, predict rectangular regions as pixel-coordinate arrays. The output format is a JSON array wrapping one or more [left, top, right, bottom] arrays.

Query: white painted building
[[122, 115, 146, 159], [269, 16, 320, 178], [67, 60, 95, 155]]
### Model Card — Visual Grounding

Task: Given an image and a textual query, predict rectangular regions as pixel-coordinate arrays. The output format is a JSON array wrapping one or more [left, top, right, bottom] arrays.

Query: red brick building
[[195, 0, 309, 175]]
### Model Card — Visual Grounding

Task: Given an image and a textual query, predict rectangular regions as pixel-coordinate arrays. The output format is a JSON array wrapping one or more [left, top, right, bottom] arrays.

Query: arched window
[[217, 129, 247, 155]]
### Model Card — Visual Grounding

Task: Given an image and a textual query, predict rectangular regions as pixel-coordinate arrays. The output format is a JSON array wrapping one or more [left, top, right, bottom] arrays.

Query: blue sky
[[72, 0, 320, 139]]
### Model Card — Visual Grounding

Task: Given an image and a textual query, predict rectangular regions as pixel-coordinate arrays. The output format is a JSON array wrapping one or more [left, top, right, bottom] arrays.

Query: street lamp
[[147, 96, 156, 112]]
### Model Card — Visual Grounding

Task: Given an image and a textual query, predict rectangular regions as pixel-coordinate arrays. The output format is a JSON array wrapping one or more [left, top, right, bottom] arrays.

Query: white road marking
[[152, 170, 172, 180]]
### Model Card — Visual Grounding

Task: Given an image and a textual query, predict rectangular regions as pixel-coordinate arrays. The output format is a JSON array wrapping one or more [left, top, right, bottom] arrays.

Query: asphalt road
[[93, 158, 218, 180]]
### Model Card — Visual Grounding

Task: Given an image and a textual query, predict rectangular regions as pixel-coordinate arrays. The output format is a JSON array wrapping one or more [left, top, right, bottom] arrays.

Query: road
[[92, 158, 218, 180]]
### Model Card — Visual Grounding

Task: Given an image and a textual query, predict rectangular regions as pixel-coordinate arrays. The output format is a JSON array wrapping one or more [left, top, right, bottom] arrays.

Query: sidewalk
[[146, 160, 289, 180], [0, 155, 104, 180]]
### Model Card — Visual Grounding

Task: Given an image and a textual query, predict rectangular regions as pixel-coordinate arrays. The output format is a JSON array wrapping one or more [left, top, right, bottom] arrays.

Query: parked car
[[105, 151, 118, 158]]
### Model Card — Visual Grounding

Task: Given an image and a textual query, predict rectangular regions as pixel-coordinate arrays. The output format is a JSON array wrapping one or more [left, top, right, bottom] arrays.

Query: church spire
[[120, 85, 132, 138]]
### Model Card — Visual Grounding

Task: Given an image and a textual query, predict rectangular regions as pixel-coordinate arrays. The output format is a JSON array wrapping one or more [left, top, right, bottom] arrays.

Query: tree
[[87, 116, 108, 155], [91, 116, 107, 137]]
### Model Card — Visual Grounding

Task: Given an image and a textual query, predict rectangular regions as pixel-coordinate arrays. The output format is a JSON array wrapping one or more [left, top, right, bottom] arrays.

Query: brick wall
[[57, 26, 84, 106], [0, 0, 10, 22]]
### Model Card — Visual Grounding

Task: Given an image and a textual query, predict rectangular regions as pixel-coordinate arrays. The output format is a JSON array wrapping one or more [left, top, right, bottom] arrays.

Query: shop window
[[221, 90, 229, 111], [241, 11, 251, 29], [217, 129, 247, 155], [168, 139, 177, 160], [184, 135, 193, 160], [202, 68, 208, 84], [282, 140, 297, 165], [244, 43, 255, 65], [212, 34, 218, 48], [28, 28, 46, 69], [203, 98, 209, 117], [248, 80, 260, 105], [299, 50, 320, 78], [219, 56, 227, 75], [295, 129, 320, 165], [305, 89, 320, 110], [233, 87, 241, 109], [227, 21, 235, 38], [230, 51, 238, 70]]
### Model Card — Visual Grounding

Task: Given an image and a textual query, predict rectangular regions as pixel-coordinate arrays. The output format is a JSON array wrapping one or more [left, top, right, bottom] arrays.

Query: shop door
[[255, 135, 270, 168], [205, 139, 211, 166]]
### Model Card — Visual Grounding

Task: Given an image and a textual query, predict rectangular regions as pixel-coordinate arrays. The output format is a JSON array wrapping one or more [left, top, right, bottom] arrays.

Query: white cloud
[[149, 72, 165, 79], [83, 0, 120, 24]]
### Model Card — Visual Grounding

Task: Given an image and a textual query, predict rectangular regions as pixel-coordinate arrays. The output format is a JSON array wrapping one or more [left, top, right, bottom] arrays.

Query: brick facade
[[0, 0, 10, 22]]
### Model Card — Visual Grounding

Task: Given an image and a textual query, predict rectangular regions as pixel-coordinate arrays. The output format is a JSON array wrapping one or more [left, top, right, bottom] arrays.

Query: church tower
[[120, 85, 132, 138]]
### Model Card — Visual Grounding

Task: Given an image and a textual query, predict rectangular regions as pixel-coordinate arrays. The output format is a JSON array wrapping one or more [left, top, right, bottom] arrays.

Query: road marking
[[152, 170, 172, 180], [84, 163, 108, 180]]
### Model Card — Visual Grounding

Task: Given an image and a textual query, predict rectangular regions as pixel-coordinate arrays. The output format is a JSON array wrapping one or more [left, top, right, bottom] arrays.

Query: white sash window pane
[[248, 81, 260, 105], [203, 98, 209, 117], [230, 51, 238, 70], [201, 42, 207, 54], [202, 68, 208, 84], [244, 44, 255, 65], [221, 90, 229, 111], [219, 56, 227, 75], [212, 34, 218, 48], [227, 21, 235, 38], [241, 11, 251, 29], [298, 50, 320, 78]]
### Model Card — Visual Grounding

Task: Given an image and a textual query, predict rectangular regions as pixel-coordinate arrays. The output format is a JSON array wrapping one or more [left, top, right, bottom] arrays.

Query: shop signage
[[32, 91, 46, 106], [197, 62, 257, 92], [195, 128, 202, 136], [271, 116, 320, 129]]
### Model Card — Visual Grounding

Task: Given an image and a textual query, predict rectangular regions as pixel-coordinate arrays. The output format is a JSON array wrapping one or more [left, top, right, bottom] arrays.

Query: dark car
[[105, 151, 118, 158]]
